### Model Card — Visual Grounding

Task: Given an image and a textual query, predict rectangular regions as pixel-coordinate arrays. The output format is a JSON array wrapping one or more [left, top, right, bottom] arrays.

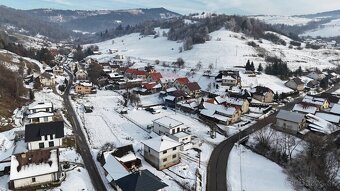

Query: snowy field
[[253, 15, 316, 26], [227, 145, 295, 191], [302, 19, 340, 37]]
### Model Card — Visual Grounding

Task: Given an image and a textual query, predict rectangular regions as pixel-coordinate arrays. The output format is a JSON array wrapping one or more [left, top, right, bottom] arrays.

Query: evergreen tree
[[320, 78, 329, 90], [245, 60, 251, 70], [250, 61, 255, 71], [295, 66, 303, 76], [257, 63, 263, 72]]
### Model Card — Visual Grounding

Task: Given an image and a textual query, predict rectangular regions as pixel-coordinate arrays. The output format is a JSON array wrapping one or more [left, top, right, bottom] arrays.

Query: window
[[50, 135, 53, 140], [44, 117, 48, 122], [163, 158, 167, 162], [44, 135, 48, 140], [172, 154, 177, 159], [32, 177, 36, 182], [49, 141, 54, 147], [173, 147, 177, 151], [171, 129, 175, 134], [39, 143, 44, 149], [163, 150, 167, 154]]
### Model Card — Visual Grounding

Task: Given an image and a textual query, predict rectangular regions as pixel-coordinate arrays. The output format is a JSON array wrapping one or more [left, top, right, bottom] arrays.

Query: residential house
[[25, 121, 64, 150], [75, 81, 96, 94], [182, 82, 201, 97], [313, 93, 340, 107], [285, 77, 305, 91], [153, 116, 186, 136], [52, 65, 64, 76], [147, 72, 163, 83], [178, 100, 199, 114], [163, 90, 187, 108], [302, 95, 329, 110], [292, 103, 317, 114], [142, 136, 181, 170], [215, 70, 240, 86], [125, 69, 147, 79], [221, 75, 238, 86], [276, 110, 306, 132], [75, 69, 88, 80], [200, 102, 241, 125], [252, 86, 274, 103], [114, 169, 168, 191], [138, 82, 162, 95], [9, 149, 61, 189], [219, 97, 250, 114], [102, 145, 142, 186], [28, 102, 53, 114], [160, 77, 176, 90], [307, 71, 325, 80], [27, 112, 54, 123], [307, 80, 320, 89], [107, 72, 124, 81], [39, 72, 55, 87], [173, 77, 190, 90]]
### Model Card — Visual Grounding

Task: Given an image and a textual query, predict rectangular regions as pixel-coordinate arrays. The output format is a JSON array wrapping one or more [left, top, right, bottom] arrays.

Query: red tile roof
[[175, 77, 190, 85], [143, 82, 157, 90], [126, 68, 138, 74], [186, 82, 201, 91], [148, 72, 163, 81]]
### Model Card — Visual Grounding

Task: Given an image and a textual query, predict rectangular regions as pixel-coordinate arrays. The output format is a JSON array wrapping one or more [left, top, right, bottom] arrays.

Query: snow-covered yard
[[227, 145, 295, 191], [72, 90, 228, 190]]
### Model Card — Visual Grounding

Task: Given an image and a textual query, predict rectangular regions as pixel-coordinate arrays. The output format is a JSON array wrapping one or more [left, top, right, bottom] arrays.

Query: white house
[[142, 136, 181, 170], [9, 149, 60, 189], [28, 102, 53, 114], [27, 112, 54, 123], [153, 116, 186, 136], [75, 69, 88, 80], [307, 71, 325, 80], [25, 121, 64, 150]]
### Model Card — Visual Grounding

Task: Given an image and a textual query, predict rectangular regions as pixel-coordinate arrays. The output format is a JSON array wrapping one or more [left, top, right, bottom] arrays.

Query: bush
[[247, 41, 258, 47]]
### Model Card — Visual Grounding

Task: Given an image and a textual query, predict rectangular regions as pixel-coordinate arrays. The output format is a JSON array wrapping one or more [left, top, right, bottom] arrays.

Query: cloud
[[43, 0, 73, 6]]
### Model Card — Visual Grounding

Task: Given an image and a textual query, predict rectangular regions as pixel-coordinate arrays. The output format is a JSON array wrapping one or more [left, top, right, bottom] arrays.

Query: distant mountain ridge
[[25, 7, 181, 33], [296, 9, 340, 19]]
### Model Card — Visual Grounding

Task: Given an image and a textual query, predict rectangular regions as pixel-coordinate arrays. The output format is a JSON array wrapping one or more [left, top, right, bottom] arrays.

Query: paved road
[[63, 67, 107, 191], [206, 84, 340, 191]]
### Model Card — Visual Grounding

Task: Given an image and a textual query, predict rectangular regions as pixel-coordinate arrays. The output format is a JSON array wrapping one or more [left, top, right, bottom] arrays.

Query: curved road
[[206, 83, 340, 191], [63, 67, 107, 191]]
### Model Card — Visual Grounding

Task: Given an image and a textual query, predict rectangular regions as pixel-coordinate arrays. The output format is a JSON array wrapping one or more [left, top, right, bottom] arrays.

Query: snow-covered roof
[[302, 95, 326, 106], [292, 104, 317, 114], [164, 95, 176, 101], [142, 136, 181, 152], [306, 114, 338, 134], [222, 75, 236, 80], [276, 110, 305, 123], [27, 112, 54, 119], [172, 131, 191, 138], [166, 87, 177, 93], [225, 97, 244, 106], [28, 102, 53, 110], [153, 116, 183, 129], [79, 82, 93, 87], [115, 152, 137, 163], [315, 112, 340, 124], [203, 102, 236, 116], [103, 154, 129, 181], [10, 149, 59, 181], [108, 73, 123, 78], [330, 104, 340, 114]]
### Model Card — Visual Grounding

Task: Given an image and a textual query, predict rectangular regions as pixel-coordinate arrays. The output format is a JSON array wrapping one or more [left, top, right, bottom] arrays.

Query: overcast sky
[[1, 0, 340, 15]]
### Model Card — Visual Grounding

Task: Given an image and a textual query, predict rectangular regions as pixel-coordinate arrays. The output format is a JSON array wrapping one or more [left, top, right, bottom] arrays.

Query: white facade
[[12, 172, 59, 189], [153, 117, 186, 136], [28, 112, 53, 123], [28, 134, 62, 150]]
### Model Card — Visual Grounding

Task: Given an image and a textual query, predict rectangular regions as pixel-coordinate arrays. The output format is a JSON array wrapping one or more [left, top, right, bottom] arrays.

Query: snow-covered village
[[0, 1, 339, 191]]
